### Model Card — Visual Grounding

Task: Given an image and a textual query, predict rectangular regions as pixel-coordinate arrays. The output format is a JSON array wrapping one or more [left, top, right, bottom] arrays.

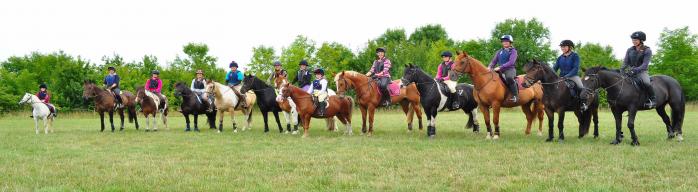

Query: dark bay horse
[[135, 86, 169, 131], [582, 67, 685, 145], [82, 80, 139, 132], [522, 60, 600, 142], [400, 64, 482, 138], [334, 71, 424, 135], [279, 82, 353, 137], [240, 74, 284, 133], [174, 82, 216, 131], [451, 51, 545, 139]]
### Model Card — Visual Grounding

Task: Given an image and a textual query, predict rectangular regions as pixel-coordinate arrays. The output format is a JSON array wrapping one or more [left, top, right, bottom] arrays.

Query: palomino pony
[[135, 86, 169, 131], [400, 65, 482, 138], [274, 75, 337, 133], [174, 82, 217, 131], [205, 80, 256, 133], [522, 60, 600, 142], [19, 93, 55, 134], [334, 71, 424, 135], [279, 82, 353, 137], [240, 74, 284, 133], [82, 80, 139, 132], [582, 67, 685, 145], [451, 51, 545, 139]]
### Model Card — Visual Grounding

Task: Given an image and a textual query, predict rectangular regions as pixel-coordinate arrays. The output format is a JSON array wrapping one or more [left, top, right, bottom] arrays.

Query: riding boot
[[48, 105, 57, 117], [317, 101, 326, 117], [232, 88, 248, 108], [576, 87, 588, 111], [115, 94, 123, 109], [645, 87, 656, 109], [506, 78, 519, 103]]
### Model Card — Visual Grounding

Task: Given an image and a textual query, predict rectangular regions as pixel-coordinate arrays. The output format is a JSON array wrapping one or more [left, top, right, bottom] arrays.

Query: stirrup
[[509, 96, 518, 103]]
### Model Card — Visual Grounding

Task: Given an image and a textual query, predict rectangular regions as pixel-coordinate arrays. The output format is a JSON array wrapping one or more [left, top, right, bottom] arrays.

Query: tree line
[[2, 18, 696, 113]]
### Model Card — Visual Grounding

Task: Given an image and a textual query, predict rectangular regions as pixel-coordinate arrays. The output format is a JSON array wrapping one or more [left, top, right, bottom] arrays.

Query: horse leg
[[272, 111, 283, 133], [655, 105, 674, 139], [230, 109, 238, 132], [99, 112, 105, 132], [367, 105, 376, 136], [593, 109, 599, 138], [557, 109, 566, 141], [521, 104, 533, 135], [610, 108, 624, 145], [193, 113, 200, 132], [145, 116, 150, 132], [479, 105, 492, 139], [545, 108, 555, 142], [246, 108, 253, 131], [415, 102, 424, 130], [471, 108, 480, 133], [184, 113, 191, 131], [43, 117, 49, 134], [400, 101, 412, 132], [302, 115, 311, 138], [33, 116, 39, 134], [359, 106, 367, 134], [627, 109, 640, 146], [218, 110, 224, 133], [283, 111, 291, 133], [262, 111, 270, 133], [108, 111, 115, 132], [536, 103, 545, 136], [492, 104, 501, 139], [118, 109, 125, 131]]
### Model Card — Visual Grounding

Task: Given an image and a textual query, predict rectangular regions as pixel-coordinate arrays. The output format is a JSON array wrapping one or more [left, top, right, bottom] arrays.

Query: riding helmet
[[440, 51, 453, 57], [631, 31, 646, 41], [501, 35, 514, 42], [559, 40, 575, 48]]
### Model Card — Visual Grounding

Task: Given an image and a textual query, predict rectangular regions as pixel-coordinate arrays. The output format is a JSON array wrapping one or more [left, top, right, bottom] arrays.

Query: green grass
[[1, 108, 696, 191]]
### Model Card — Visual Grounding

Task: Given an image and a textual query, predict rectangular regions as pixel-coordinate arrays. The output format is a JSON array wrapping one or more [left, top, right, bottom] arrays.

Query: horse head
[[334, 71, 352, 98], [274, 74, 288, 90], [82, 80, 98, 102], [279, 82, 292, 98], [401, 64, 420, 88], [240, 74, 256, 93], [205, 79, 218, 97], [134, 86, 146, 103], [18, 93, 34, 105], [452, 51, 474, 75], [522, 60, 547, 88], [173, 82, 186, 97]]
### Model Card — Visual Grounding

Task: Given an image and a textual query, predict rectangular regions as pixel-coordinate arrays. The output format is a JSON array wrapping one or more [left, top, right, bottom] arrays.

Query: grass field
[[1, 108, 696, 191]]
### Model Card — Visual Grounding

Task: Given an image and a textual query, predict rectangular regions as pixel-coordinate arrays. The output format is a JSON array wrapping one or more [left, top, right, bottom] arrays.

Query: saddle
[[563, 79, 580, 98], [497, 74, 526, 90], [374, 79, 402, 97], [312, 96, 330, 117], [436, 81, 469, 111]]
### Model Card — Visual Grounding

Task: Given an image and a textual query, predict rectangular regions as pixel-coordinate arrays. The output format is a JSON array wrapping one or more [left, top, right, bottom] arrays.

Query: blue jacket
[[104, 74, 120, 88], [225, 70, 244, 86], [553, 52, 580, 78]]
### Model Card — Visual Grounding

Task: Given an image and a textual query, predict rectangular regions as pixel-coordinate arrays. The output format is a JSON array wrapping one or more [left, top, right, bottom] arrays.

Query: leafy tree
[[652, 26, 698, 100], [487, 18, 556, 73]]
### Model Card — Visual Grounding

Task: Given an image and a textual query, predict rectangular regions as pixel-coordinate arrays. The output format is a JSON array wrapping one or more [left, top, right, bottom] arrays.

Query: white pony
[[18, 93, 54, 134], [206, 80, 256, 133]]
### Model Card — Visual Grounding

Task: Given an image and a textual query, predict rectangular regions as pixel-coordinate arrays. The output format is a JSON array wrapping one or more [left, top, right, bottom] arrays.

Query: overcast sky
[[1, 0, 695, 69]]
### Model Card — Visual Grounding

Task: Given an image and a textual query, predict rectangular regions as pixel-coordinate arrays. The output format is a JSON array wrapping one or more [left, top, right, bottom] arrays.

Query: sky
[[1, 0, 696, 70]]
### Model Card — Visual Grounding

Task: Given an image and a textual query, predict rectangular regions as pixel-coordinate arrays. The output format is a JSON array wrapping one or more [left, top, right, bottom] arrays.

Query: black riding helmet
[[559, 40, 575, 48], [440, 51, 453, 57], [108, 66, 116, 71], [376, 47, 386, 53], [299, 60, 308, 66], [314, 68, 325, 75], [229, 61, 238, 68], [151, 70, 160, 75], [631, 31, 646, 42], [39, 83, 47, 89]]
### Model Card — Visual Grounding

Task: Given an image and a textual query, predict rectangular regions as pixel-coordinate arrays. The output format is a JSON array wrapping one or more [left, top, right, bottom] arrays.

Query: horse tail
[[344, 96, 354, 119], [667, 77, 686, 133], [127, 105, 136, 123]]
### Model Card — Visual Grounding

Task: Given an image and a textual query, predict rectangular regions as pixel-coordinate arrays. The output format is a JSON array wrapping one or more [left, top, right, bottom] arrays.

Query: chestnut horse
[[135, 86, 168, 131], [451, 51, 545, 139], [334, 71, 423, 135], [82, 80, 139, 132], [279, 82, 353, 137], [274, 75, 337, 133]]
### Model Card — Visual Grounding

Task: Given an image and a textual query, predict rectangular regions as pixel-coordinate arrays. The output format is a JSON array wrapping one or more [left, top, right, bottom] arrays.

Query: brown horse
[[135, 86, 169, 131], [274, 75, 337, 132], [82, 80, 139, 132], [279, 82, 353, 137], [451, 51, 545, 139], [334, 71, 423, 135]]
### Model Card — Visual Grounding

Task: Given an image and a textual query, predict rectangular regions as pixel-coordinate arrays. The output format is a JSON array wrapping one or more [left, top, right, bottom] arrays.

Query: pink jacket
[[145, 78, 163, 93], [435, 61, 453, 81]]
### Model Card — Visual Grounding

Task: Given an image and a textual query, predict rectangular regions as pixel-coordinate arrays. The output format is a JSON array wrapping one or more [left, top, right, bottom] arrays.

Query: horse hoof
[[631, 140, 640, 146], [292, 131, 298, 135], [610, 140, 621, 145], [545, 138, 553, 142], [217, 130, 221, 133], [486, 135, 492, 140], [493, 135, 500, 140], [537, 132, 543, 136], [677, 134, 684, 142], [428, 135, 435, 139], [233, 130, 238, 133]]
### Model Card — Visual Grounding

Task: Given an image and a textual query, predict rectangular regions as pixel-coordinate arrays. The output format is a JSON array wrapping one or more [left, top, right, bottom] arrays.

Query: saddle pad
[[376, 81, 401, 97]]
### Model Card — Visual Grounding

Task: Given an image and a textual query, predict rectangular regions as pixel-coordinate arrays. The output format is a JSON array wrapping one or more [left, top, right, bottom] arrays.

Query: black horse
[[174, 82, 217, 131], [240, 74, 284, 133], [401, 64, 480, 138], [582, 67, 685, 145], [522, 60, 600, 142]]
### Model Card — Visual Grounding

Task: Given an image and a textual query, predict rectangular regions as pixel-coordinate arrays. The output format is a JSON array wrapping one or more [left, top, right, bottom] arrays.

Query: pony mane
[[334, 71, 363, 81]]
